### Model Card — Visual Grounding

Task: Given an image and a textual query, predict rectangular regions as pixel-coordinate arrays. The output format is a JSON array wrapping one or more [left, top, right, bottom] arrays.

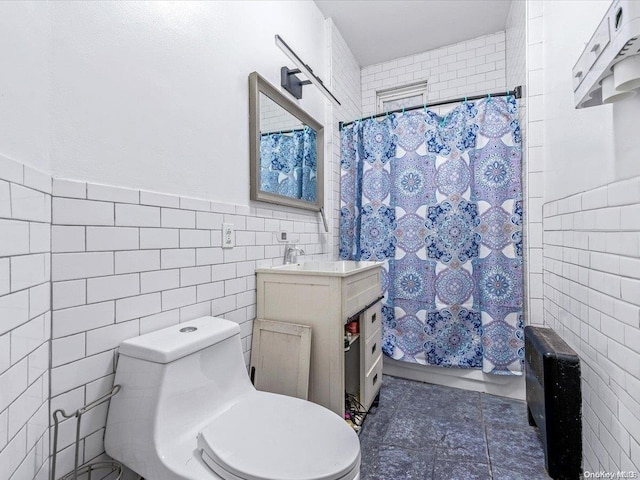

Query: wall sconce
[[275, 35, 341, 106]]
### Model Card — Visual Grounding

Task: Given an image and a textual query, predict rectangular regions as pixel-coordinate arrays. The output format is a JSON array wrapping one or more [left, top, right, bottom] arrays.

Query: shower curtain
[[260, 127, 317, 202], [340, 96, 523, 375]]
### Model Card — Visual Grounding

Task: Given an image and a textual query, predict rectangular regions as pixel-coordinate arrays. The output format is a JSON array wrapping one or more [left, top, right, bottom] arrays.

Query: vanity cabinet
[[255, 262, 383, 417]]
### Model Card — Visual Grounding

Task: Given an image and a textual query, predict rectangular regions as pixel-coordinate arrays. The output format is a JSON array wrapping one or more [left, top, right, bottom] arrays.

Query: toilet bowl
[[104, 316, 360, 480]]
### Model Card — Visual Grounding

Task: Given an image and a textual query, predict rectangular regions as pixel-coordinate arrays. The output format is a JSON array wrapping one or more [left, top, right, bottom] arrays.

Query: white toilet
[[104, 316, 361, 480]]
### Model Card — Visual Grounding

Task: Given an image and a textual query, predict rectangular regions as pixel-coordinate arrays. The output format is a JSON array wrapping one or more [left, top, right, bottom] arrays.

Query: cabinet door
[[250, 319, 312, 400]]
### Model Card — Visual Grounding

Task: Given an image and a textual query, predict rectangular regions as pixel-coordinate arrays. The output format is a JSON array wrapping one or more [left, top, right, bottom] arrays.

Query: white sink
[[256, 260, 383, 277]]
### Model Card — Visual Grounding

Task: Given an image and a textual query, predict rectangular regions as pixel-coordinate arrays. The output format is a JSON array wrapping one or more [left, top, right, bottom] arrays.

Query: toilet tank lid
[[118, 316, 241, 364]]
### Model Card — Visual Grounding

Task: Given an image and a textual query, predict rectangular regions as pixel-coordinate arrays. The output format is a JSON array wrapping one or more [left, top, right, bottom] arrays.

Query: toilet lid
[[198, 392, 360, 480]]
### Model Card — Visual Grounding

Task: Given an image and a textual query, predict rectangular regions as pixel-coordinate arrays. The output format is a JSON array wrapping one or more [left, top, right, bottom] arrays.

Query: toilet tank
[[105, 317, 254, 474]]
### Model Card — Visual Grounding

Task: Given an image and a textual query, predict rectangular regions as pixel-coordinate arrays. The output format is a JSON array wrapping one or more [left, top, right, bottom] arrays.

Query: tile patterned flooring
[[358, 375, 552, 480]]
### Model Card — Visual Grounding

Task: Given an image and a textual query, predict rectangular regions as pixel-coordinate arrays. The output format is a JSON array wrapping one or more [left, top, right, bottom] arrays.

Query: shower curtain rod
[[339, 85, 522, 130]]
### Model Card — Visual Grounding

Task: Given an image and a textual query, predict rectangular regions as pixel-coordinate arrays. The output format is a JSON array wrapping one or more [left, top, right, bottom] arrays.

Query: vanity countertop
[[255, 260, 383, 277]]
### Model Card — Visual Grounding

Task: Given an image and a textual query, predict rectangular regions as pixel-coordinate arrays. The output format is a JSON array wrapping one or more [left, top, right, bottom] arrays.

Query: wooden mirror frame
[[249, 71, 324, 211]]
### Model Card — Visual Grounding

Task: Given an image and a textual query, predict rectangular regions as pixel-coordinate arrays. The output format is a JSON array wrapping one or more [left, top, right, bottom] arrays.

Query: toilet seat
[[197, 392, 360, 480]]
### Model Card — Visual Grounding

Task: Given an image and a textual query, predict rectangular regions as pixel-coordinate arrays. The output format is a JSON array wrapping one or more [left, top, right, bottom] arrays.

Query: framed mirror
[[249, 71, 324, 211]]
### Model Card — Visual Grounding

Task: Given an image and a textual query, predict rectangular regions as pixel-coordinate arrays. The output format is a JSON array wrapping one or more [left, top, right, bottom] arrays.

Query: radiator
[[524, 326, 582, 480]]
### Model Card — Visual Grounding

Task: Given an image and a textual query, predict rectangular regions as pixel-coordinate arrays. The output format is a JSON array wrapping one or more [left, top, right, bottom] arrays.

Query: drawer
[[363, 354, 383, 410], [363, 301, 382, 340], [343, 269, 381, 318], [364, 329, 382, 373]]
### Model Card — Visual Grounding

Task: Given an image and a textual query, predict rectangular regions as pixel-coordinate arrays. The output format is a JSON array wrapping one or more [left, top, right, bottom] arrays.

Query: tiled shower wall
[[543, 178, 640, 472], [0, 156, 51, 480], [360, 31, 507, 117], [505, 0, 530, 326], [326, 18, 362, 256], [47, 178, 328, 474], [259, 97, 304, 134], [525, 0, 545, 325]]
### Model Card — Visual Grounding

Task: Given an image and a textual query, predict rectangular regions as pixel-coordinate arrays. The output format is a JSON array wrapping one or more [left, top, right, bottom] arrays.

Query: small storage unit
[[344, 300, 382, 412], [255, 262, 383, 417]]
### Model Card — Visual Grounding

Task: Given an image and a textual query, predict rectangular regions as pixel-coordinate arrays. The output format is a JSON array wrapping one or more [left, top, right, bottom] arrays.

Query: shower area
[[331, 0, 530, 398]]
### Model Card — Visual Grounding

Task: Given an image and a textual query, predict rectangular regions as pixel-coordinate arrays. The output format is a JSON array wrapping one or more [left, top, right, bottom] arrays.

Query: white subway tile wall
[[0, 155, 50, 480], [543, 178, 640, 473], [48, 178, 327, 474], [526, 0, 545, 325], [326, 18, 363, 256], [361, 32, 507, 117]]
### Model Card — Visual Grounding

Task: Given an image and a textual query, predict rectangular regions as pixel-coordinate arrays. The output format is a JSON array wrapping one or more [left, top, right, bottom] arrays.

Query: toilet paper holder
[[51, 384, 123, 480], [573, 0, 640, 108]]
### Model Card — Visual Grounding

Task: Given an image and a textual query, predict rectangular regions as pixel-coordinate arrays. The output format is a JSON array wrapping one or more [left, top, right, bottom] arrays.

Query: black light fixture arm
[[276, 34, 341, 105]]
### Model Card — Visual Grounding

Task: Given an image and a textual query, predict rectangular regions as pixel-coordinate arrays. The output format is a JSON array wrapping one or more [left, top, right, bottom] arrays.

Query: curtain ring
[[487, 93, 491, 103], [402, 107, 405, 115]]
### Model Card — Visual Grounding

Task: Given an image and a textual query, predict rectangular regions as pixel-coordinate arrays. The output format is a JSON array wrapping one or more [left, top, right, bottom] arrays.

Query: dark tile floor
[[359, 375, 552, 480]]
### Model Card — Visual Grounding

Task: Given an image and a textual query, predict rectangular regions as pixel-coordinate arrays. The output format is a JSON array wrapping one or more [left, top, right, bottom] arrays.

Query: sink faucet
[[283, 244, 305, 264]]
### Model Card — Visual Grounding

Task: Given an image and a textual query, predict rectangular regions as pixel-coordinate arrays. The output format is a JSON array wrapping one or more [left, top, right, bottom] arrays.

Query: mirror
[[249, 72, 324, 211]]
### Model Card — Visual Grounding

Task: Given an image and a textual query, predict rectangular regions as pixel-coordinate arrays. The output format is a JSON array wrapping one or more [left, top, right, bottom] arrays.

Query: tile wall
[[543, 178, 640, 472], [525, 0, 545, 325], [326, 18, 363, 255], [505, 0, 530, 325], [0, 155, 51, 480], [360, 32, 507, 117], [259, 96, 305, 133], [47, 178, 328, 474]]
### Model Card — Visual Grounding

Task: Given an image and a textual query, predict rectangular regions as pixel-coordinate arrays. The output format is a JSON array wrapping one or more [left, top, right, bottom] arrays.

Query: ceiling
[[314, 0, 511, 67]]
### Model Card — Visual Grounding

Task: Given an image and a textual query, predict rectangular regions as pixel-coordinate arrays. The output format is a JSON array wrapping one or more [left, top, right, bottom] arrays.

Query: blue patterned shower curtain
[[260, 127, 317, 202], [340, 97, 524, 375]]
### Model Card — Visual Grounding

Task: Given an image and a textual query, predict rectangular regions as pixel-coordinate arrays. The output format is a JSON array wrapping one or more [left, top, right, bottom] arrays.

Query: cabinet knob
[[371, 313, 377, 324], [371, 343, 377, 355], [373, 373, 378, 385]]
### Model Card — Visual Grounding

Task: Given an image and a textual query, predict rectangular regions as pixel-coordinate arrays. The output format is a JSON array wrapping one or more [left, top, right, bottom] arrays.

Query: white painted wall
[[48, 1, 327, 206], [0, 2, 51, 173]]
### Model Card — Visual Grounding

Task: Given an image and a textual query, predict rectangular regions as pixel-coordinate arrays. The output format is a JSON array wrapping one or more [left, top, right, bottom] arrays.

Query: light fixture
[[275, 34, 341, 106]]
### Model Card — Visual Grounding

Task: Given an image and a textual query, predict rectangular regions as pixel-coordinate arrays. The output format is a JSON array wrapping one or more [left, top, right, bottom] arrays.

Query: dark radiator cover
[[524, 326, 582, 480]]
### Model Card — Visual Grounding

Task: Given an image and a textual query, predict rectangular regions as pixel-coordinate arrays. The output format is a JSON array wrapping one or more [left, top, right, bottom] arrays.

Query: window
[[376, 81, 429, 114]]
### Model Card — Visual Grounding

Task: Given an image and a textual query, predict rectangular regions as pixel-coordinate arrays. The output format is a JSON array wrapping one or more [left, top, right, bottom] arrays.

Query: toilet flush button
[[180, 327, 198, 333]]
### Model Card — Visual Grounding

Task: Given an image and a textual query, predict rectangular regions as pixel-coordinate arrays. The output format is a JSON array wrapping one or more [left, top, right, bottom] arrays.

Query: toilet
[[104, 316, 361, 480]]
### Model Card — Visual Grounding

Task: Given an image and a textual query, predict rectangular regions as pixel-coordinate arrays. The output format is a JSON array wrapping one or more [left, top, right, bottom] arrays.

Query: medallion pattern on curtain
[[340, 97, 523, 375], [260, 127, 317, 202]]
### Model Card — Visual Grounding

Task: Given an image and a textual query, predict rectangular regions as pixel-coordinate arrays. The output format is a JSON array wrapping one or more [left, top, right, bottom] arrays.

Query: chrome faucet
[[283, 244, 305, 264]]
